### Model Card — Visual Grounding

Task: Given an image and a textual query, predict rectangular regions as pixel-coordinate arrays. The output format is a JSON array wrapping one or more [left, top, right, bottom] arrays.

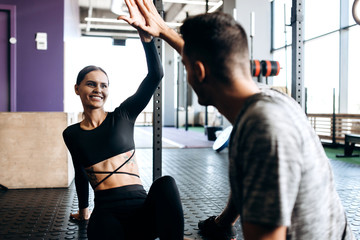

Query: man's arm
[[215, 192, 239, 227], [242, 223, 287, 240], [215, 193, 286, 240], [118, 0, 184, 54], [159, 26, 184, 55]]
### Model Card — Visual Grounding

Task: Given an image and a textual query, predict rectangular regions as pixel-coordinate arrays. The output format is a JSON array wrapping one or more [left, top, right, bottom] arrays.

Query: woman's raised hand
[[117, 0, 168, 38], [119, 0, 184, 54]]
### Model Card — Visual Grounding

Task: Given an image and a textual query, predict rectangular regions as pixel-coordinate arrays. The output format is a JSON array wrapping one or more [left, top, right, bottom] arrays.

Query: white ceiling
[[78, 0, 223, 38]]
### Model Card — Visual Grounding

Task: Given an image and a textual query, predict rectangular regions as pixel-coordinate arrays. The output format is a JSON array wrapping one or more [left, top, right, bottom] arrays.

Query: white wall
[[64, 37, 149, 113], [235, 0, 272, 61]]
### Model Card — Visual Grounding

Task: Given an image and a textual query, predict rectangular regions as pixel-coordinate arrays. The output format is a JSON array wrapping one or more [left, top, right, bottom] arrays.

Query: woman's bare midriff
[[85, 150, 142, 191]]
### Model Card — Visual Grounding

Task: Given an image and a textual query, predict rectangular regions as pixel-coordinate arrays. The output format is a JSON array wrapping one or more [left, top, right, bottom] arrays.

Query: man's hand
[[198, 216, 238, 240]]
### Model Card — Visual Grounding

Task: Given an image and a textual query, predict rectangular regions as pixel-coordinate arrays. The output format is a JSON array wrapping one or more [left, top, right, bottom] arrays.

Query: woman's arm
[[73, 165, 90, 217], [63, 130, 90, 221], [120, 39, 163, 119], [71, 160, 91, 221], [117, 0, 164, 119]]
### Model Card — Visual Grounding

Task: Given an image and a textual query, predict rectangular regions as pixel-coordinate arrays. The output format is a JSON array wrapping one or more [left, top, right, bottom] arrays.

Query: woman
[[62, 11, 184, 240]]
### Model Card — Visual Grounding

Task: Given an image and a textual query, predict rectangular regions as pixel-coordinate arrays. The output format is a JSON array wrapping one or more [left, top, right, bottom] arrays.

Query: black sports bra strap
[[91, 150, 136, 189]]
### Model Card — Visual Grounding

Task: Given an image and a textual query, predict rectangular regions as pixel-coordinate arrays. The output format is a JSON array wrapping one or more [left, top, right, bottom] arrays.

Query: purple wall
[[0, 0, 64, 111]]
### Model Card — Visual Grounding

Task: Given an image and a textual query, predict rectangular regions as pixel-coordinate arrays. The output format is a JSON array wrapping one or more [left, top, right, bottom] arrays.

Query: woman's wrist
[[79, 208, 90, 219], [139, 32, 153, 43]]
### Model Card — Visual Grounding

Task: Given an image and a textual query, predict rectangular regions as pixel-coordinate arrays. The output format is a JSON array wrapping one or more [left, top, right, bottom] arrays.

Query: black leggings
[[87, 176, 184, 240]]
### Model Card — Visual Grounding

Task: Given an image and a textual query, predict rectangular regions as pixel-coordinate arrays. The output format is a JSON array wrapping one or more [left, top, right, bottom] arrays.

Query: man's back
[[229, 88, 354, 239]]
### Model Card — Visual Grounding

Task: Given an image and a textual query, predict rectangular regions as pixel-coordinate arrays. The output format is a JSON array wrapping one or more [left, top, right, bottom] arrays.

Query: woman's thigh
[[88, 206, 156, 240], [87, 210, 126, 240]]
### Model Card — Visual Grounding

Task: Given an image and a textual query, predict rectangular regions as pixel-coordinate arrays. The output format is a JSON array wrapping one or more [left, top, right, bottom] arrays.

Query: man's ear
[[194, 61, 206, 83], [74, 84, 80, 95]]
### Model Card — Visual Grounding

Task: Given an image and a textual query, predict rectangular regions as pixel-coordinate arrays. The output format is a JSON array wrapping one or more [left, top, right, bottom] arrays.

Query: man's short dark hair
[[180, 12, 250, 84]]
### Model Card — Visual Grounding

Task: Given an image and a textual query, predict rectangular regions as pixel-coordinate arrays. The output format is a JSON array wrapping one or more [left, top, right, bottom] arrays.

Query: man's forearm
[[215, 193, 240, 227], [160, 27, 184, 55]]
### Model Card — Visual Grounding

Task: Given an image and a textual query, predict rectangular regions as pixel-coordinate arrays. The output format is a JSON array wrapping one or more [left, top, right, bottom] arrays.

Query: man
[[119, 0, 355, 239]]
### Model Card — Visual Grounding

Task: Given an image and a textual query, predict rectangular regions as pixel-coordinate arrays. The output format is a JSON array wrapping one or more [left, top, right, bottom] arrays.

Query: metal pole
[[284, 4, 289, 94], [291, 0, 305, 108], [176, 58, 180, 129], [339, 0, 349, 113], [204, 108, 208, 129], [204, 0, 209, 128], [185, 82, 189, 131], [152, 0, 163, 181], [332, 88, 336, 146], [305, 87, 307, 114]]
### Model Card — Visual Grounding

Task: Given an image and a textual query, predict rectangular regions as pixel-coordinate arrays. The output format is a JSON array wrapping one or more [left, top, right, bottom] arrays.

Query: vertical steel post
[[185, 81, 189, 131], [176, 59, 180, 129], [332, 88, 336, 145], [153, 0, 163, 181], [204, 0, 209, 128], [291, 0, 305, 107], [339, 0, 349, 113]]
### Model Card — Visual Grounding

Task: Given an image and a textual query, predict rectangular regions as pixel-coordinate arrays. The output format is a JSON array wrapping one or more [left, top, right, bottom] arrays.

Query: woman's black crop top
[[62, 40, 163, 209]]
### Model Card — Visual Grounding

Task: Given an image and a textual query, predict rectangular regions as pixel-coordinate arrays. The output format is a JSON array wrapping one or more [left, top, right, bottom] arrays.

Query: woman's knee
[[152, 175, 176, 189], [148, 175, 181, 203]]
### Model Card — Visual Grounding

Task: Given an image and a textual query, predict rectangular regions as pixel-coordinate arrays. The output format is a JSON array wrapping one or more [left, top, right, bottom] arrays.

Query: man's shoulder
[[243, 89, 299, 118], [232, 89, 301, 144], [238, 91, 283, 121]]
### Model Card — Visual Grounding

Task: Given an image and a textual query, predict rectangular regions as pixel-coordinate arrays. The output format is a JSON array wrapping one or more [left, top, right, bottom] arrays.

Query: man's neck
[[216, 79, 260, 125]]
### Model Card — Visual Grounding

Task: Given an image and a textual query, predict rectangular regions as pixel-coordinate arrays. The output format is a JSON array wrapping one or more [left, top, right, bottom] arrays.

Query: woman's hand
[[118, 0, 168, 41], [70, 208, 91, 221]]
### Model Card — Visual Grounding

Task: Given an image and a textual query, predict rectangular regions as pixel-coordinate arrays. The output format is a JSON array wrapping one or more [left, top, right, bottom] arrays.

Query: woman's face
[[75, 70, 109, 110]]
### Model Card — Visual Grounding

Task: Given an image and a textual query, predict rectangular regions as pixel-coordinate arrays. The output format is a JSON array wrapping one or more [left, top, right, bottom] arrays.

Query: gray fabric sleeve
[[234, 103, 302, 227]]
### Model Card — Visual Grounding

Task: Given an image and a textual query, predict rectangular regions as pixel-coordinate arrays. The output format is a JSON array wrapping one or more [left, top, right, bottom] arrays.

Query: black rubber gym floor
[[1, 148, 360, 239]]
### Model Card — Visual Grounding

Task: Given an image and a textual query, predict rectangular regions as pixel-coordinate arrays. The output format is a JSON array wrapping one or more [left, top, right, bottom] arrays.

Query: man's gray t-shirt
[[229, 89, 354, 239]]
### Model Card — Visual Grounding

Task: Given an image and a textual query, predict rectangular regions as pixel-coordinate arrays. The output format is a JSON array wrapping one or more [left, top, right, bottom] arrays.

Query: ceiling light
[[163, 0, 218, 6], [84, 17, 183, 28]]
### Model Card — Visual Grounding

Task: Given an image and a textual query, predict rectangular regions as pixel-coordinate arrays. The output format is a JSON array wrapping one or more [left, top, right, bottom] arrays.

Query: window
[[348, 26, 360, 113], [271, 0, 360, 114], [304, 32, 339, 113], [272, 0, 292, 49], [273, 48, 292, 92], [304, 0, 340, 40]]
